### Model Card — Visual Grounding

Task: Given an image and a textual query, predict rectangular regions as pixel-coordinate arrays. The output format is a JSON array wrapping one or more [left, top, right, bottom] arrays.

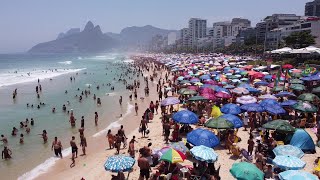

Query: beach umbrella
[[104, 155, 135, 172], [177, 76, 185, 81], [262, 120, 295, 132], [201, 93, 216, 100], [180, 89, 197, 95], [301, 72, 320, 81], [312, 86, 320, 93], [190, 78, 200, 83], [220, 114, 243, 128], [273, 155, 306, 170], [199, 74, 211, 80], [253, 72, 265, 79], [264, 105, 286, 115], [205, 117, 234, 129], [161, 97, 180, 106], [240, 103, 264, 112], [275, 91, 296, 98], [273, 145, 304, 158], [254, 81, 269, 86], [172, 110, 198, 124], [264, 75, 274, 80], [258, 94, 277, 100], [179, 80, 190, 84], [289, 84, 306, 91], [169, 142, 189, 154], [291, 101, 318, 113], [230, 162, 264, 180], [281, 100, 298, 107], [290, 79, 303, 84], [223, 85, 235, 89], [233, 87, 249, 95], [279, 170, 318, 180], [215, 91, 231, 99], [260, 99, 280, 107], [238, 83, 252, 89], [190, 145, 218, 163], [297, 93, 319, 102], [187, 95, 208, 102], [204, 79, 217, 85], [232, 79, 241, 83], [200, 87, 215, 94], [194, 82, 203, 86], [187, 128, 220, 148], [221, 103, 241, 115], [247, 87, 261, 94], [272, 86, 285, 92], [236, 95, 257, 104], [187, 85, 199, 91], [160, 148, 186, 164], [282, 64, 293, 69]]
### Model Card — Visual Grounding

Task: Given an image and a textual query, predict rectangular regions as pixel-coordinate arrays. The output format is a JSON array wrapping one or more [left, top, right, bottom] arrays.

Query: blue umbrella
[[224, 85, 235, 89], [200, 74, 211, 80], [279, 170, 318, 180], [254, 81, 269, 86], [265, 105, 286, 115], [240, 103, 264, 112], [172, 110, 198, 124], [264, 75, 273, 80], [190, 78, 200, 83], [273, 145, 304, 158], [104, 155, 135, 172], [281, 100, 298, 107], [177, 76, 185, 81], [247, 87, 261, 93], [161, 97, 180, 106], [273, 155, 306, 170], [169, 141, 189, 154], [260, 99, 280, 107], [187, 128, 220, 148], [221, 103, 242, 115], [276, 91, 297, 97], [301, 72, 320, 81], [238, 83, 252, 89], [190, 145, 218, 163], [220, 114, 243, 128]]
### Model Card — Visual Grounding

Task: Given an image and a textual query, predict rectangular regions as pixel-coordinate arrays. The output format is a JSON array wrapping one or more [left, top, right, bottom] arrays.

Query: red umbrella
[[201, 93, 216, 100], [253, 72, 265, 79], [282, 64, 293, 69], [244, 65, 253, 70], [204, 80, 217, 85], [215, 91, 231, 99]]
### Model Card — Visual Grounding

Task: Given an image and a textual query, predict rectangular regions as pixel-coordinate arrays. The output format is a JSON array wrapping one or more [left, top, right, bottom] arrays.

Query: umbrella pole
[[126, 171, 131, 180]]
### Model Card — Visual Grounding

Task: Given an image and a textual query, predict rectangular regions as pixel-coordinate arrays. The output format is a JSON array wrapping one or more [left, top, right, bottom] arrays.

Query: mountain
[[29, 21, 116, 53]]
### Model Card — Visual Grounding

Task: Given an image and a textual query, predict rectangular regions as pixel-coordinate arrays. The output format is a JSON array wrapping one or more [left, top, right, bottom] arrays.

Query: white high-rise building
[[188, 18, 207, 47], [167, 32, 177, 45], [180, 28, 190, 47]]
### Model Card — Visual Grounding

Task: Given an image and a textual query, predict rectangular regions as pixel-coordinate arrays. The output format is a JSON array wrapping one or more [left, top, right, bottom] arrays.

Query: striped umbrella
[[190, 145, 218, 163], [160, 148, 186, 163], [273, 155, 306, 170], [104, 155, 135, 172]]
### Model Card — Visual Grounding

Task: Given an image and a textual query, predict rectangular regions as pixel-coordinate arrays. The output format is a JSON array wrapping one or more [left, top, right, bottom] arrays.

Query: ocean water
[[0, 53, 134, 179]]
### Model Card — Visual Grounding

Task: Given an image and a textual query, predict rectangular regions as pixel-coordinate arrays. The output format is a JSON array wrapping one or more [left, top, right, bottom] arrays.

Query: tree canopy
[[284, 31, 316, 49]]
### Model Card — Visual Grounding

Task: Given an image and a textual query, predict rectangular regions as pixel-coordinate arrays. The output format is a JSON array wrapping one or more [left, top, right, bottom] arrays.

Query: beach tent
[[271, 47, 292, 54], [290, 129, 316, 153]]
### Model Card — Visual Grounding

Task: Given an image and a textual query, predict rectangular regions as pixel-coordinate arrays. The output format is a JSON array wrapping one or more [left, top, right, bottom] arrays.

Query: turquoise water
[[0, 53, 134, 179]]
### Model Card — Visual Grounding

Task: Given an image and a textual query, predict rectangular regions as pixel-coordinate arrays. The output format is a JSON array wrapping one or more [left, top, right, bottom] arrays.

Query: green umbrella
[[298, 93, 319, 102], [292, 101, 318, 113], [312, 86, 320, 93], [227, 75, 239, 79], [230, 162, 264, 180], [289, 84, 305, 91], [178, 88, 188, 94], [262, 119, 295, 132], [272, 86, 285, 92], [181, 89, 197, 95], [240, 71, 248, 75], [205, 117, 234, 129], [290, 79, 303, 84], [188, 95, 208, 102]]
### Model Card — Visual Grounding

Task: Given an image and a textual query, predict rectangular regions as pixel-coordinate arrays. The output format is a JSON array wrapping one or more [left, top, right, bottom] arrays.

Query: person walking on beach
[[80, 136, 87, 156], [247, 135, 255, 156], [163, 120, 170, 144], [138, 154, 150, 180], [135, 103, 139, 116], [107, 129, 114, 149], [2, 146, 12, 160], [94, 112, 98, 126], [115, 134, 122, 154], [70, 136, 78, 167], [155, 100, 159, 115], [52, 137, 63, 158], [140, 117, 148, 138], [119, 96, 122, 106], [118, 125, 127, 149], [128, 136, 137, 158]]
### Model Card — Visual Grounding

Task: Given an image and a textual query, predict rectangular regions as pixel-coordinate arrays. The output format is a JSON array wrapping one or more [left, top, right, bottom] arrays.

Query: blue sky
[[0, 0, 310, 53]]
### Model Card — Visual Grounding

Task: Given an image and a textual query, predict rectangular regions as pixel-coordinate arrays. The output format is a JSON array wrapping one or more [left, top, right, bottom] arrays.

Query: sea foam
[[58, 61, 72, 65]]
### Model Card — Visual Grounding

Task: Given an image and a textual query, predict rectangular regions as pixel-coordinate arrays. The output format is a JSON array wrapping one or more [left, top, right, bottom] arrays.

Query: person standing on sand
[[94, 112, 98, 126], [140, 117, 148, 138], [70, 136, 78, 167], [247, 135, 255, 156], [128, 136, 137, 158], [119, 96, 122, 106], [135, 103, 139, 116], [107, 129, 114, 149], [138, 154, 150, 180], [2, 146, 12, 160], [52, 137, 63, 158], [115, 134, 122, 154], [118, 125, 127, 149], [80, 136, 87, 156], [163, 120, 170, 144], [81, 116, 85, 128]]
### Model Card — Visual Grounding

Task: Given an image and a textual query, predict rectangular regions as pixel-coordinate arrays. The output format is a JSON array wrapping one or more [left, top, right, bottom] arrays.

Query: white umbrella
[[236, 95, 257, 104]]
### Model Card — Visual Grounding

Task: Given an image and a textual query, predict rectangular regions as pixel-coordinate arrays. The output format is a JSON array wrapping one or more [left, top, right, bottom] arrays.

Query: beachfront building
[[305, 0, 320, 17], [235, 27, 257, 45], [266, 19, 320, 50], [167, 32, 177, 46], [188, 18, 207, 47], [179, 28, 190, 47]]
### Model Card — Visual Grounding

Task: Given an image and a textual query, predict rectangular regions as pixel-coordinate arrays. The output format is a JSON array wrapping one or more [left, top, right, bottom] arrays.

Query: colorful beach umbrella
[[290, 79, 303, 84], [220, 114, 243, 128], [240, 103, 264, 112], [273, 145, 304, 158], [258, 94, 277, 100], [205, 117, 234, 129], [187, 95, 208, 102], [236, 95, 257, 104], [160, 148, 186, 164], [297, 93, 319, 102], [260, 99, 280, 107], [272, 86, 285, 92], [254, 81, 269, 86], [273, 155, 306, 170], [275, 91, 296, 97], [291, 101, 318, 113], [281, 100, 298, 107], [187, 128, 220, 148], [289, 84, 306, 91], [233, 87, 249, 95], [161, 97, 180, 106], [221, 103, 242, 115], [172, 110, 198, 124], [279, 170, 318, 180], [230, 162, 264, 180], [169, 142, 189, 154], [201, 93, 216, 100], [190, 145, 218, 163], [104, 155, 135, 172], [262, 120, 295, 132], [215, 91, 231, 98], [264, 105, 286, 115]]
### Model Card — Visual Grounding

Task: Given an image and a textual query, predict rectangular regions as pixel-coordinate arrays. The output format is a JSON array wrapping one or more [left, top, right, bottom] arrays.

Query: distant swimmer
[[20, 122, 24, 128], [2, 146, 12, 160], [31, 118, 34, 126], [97, 98, 101, 105], [52, 107, 56, 113], [65, 90, 68, 94], [19, 134, 24, 144], [94, 112, 98, 126], [25, 125, 30, 134], [62, 104, 66, 111], [1, 135, 8, 144], [11, 127, 18, 136], [39, 130, 48, 143]]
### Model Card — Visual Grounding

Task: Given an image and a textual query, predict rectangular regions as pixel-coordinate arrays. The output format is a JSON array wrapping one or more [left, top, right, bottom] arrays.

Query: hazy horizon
[[0, 0, 310, 53]]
